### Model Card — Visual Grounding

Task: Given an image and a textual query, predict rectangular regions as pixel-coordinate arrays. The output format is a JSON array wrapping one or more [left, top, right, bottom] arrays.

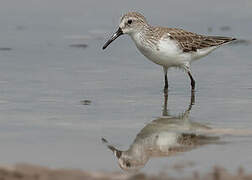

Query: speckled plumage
[[103, 12, 236, 91], [146, 27, 235, 52], [118, 12, 235, 52]]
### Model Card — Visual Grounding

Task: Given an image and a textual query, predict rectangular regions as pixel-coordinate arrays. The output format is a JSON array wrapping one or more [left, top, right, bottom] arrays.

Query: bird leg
[[190, 88, 195, 106], [163, 67, 168, 93], [162, 89, 168, 116], [187, 71, 195, 91]]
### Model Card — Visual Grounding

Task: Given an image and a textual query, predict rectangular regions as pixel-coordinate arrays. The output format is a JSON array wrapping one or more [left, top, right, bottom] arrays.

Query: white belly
[[132, 35, 186, 68], [131, 34, 218, 68]]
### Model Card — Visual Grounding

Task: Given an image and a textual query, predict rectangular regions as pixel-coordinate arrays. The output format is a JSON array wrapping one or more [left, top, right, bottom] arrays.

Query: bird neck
[[130, 25, 157, 50]]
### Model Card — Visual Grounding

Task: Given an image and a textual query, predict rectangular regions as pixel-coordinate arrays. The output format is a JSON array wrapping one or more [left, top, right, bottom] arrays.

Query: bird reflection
[[102, 91, 219, 171]]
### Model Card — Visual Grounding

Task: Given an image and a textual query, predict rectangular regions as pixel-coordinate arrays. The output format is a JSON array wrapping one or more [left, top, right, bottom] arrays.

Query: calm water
[[0, 0, 252, 175]]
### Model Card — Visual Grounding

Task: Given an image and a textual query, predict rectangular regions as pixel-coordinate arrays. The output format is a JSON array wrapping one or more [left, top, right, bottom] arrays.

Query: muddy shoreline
[[0, 164, 251, 180]]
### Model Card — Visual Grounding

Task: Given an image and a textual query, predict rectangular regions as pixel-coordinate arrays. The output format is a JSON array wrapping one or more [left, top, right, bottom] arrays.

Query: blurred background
[[0, 0, 251, 175]]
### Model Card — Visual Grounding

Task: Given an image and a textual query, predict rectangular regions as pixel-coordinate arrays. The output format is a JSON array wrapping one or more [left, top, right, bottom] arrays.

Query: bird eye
[[127, 19, 132, 24]]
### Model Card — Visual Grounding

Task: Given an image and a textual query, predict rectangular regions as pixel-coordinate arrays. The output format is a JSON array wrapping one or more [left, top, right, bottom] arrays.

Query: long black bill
[[102, 27, 123, 50], [101, 137, 122, 158]]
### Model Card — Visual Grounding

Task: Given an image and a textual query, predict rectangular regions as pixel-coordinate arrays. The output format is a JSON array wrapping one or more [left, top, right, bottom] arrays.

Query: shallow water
[[0, 0, 252, 175]]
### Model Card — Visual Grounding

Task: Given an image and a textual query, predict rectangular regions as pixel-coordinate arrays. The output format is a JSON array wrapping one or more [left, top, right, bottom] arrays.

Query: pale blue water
[[0, 0, 252, 175]]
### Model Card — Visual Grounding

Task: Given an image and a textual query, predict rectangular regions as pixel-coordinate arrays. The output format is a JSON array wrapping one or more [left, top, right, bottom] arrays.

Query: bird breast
[[131, 33, 185, 67]]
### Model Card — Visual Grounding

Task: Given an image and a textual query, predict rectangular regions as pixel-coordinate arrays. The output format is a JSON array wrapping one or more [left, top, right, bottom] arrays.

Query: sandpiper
[[102, 12, 236, 91]]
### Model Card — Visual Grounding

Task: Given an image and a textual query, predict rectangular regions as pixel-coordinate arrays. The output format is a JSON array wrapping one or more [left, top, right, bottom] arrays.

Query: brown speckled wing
[[178, 133, 219, 146], [167, 28, 236, 52]]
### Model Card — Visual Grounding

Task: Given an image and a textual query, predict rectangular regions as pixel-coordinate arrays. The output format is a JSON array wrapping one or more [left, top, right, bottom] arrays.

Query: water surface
[[0, 0, 251, 175]]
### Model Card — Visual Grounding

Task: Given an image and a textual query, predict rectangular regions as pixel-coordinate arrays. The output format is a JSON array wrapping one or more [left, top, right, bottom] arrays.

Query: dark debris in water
[[0, 47, 12, 51], [101, 137, 108, 143], [69, 44, 88, 49], [80, 100, 91, 105]]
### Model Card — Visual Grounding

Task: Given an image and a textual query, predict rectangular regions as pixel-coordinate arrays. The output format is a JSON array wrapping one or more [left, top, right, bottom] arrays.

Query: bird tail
[[207, 36, 236, 45]]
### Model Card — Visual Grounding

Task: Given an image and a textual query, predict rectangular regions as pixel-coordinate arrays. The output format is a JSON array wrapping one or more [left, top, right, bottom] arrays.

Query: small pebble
[[81, 100, 91, 105], [0, 47, 12, 51], [69, 44, 88, 49]]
